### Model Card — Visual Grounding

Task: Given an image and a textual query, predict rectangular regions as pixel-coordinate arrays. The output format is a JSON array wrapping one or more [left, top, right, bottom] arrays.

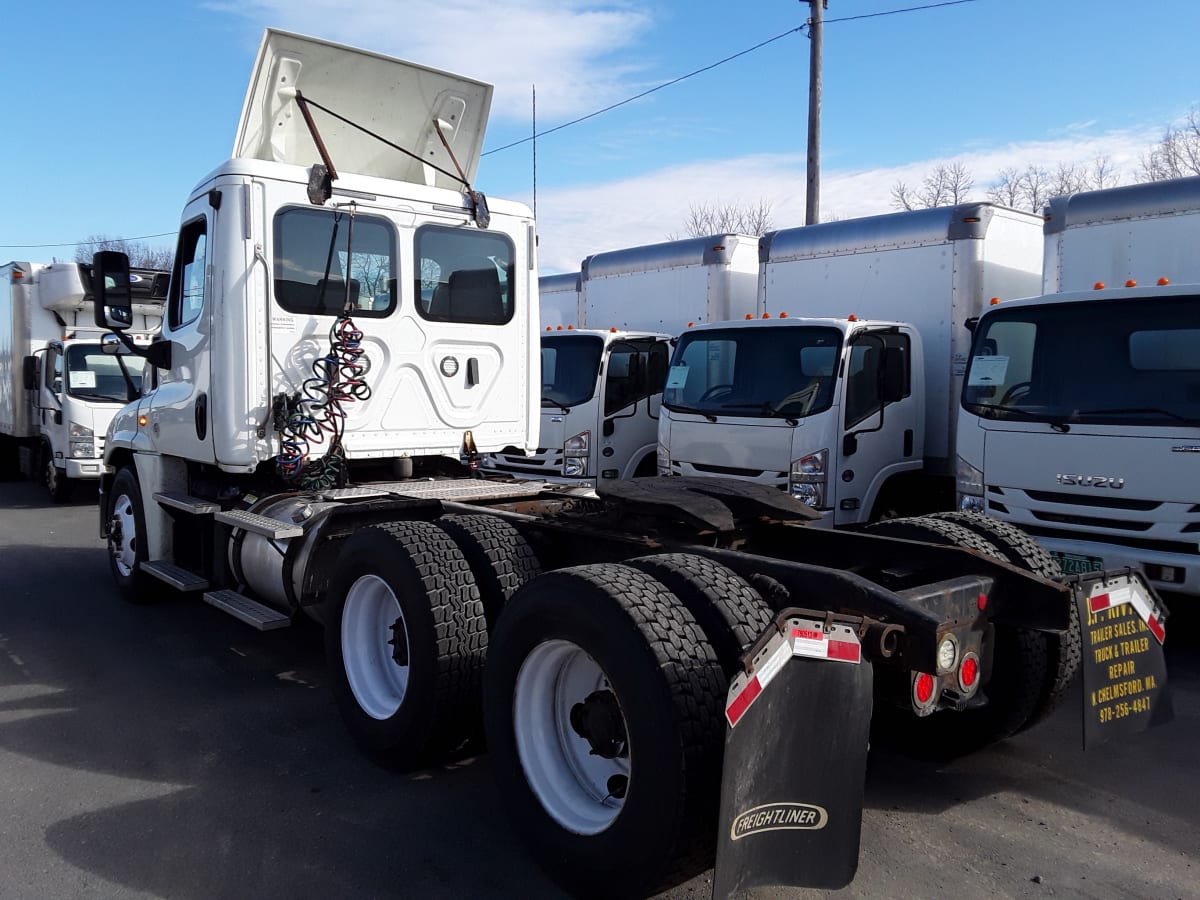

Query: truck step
[[214, 509, 304, 539], [140, 561, 209, 592], [153, 491, 220, 514], [203, 590, 291, 631]]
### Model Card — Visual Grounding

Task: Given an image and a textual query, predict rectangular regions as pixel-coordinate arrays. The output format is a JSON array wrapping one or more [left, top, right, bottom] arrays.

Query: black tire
[[435, 514, 541, 626], [866, 516, 1049, 755], [324, 521, 487, 768], [45, 449, 72, 503], [106, 466, 158, 604], [484, 564, 726, 899], [626, 553, 773, 677], [928, 511, 1080, 731], [0, 435, 18, 481]]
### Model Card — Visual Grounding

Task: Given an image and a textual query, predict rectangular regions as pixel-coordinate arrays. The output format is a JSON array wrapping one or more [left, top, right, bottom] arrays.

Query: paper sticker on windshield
[[70, 371, 97, 389], [666, 366, 689, 389], [967, 355, 1009, 386]]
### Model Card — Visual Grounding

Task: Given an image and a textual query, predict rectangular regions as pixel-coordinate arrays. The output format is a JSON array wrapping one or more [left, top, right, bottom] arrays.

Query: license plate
[[1052, 551, 1104, 575]]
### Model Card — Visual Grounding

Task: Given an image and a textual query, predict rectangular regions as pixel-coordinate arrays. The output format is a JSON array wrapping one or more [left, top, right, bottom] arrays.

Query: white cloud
[[531, 124, 1164, 274], [205, 0, 654, 120]]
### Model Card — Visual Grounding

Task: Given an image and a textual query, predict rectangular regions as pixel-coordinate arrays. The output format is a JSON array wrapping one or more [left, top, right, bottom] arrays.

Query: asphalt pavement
[[0, 478, 1195, 899]]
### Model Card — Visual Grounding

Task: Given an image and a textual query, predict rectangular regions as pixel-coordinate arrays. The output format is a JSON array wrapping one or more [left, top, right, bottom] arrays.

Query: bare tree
[[891, 163, 975, 210], [75, 235, 173, 270], [1140, 108, 1200, 181], [672, 199, 775, 239], [986, 156, 1121, 213]]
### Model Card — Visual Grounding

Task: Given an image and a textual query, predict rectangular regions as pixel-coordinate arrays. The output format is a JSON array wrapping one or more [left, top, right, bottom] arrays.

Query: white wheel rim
[[513, 639, 629, 835], [109, 491, 138, 577], [341, 574, 410, 720]]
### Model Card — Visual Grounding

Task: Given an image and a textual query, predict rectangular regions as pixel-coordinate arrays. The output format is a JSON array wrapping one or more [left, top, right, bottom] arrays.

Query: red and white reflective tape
[[1087, 580, 1167, 644], [790, 625, 862, 664], [725, 636, 792, 728]]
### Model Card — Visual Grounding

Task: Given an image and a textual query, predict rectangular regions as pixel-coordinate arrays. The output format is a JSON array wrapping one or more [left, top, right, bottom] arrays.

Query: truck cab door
[[834, 330, 918, 525], [600, 338, 670, 479], [146, 207, 215, 463]]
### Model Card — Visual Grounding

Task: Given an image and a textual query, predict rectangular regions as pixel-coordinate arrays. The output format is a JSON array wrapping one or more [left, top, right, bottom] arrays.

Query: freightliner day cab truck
[[483, 235, 757, 488], [0, 260, 166, 501], [958, 175, 1200, 601], [91, 29, 1171, 898], [656, 204, 1043, 527]]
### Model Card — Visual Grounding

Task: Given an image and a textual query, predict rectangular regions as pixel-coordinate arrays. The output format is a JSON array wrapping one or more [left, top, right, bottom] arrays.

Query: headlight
[[956, 455, 984, 512], [656, 443, 671, 476], [564, 457, 588, 477], [564, 431, 590, 455], [69, 422, 94, 439], [70, 440, 95, 458], [789, 449, 828, 507]]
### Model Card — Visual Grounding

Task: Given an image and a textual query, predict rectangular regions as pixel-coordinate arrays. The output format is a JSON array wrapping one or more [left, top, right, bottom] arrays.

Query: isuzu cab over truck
[[958, 176, 1200, 601], [91, 29, 1170, 899], [0, 260, 165, 500], [657, 205, 1043, 527], [483, 236, 755, 488]]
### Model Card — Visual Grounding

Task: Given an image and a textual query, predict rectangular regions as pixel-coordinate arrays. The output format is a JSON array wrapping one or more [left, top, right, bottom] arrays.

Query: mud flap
[[714, 618, 873, 897], [1076, 571, 1173, 749]]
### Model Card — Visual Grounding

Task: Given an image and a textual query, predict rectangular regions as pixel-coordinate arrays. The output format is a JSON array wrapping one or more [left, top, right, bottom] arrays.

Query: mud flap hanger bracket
[[739, 607, 903, 675]]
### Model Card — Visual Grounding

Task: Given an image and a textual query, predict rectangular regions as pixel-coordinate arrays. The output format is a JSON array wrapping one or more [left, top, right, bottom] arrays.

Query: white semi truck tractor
[[91, 29, 1171, 899]]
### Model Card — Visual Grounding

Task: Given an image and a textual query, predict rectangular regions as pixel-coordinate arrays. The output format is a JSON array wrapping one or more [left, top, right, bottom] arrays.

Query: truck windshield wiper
[[969, 402, 1072, 431], [1069, 406, 1200, 426], [665, 403, 717, 423], [69, 391, 124, 403], [721, 401, 800, 425], [541, 397, 571, 413]]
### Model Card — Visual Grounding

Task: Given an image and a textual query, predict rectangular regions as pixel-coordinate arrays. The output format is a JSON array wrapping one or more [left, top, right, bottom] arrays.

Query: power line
[[0, 232, 176, 250], [482, 0, 983, 157]]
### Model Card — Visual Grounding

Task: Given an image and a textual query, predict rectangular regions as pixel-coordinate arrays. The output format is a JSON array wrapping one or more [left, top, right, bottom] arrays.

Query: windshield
[[963, 295, 1200, 427], [64, 344, 138, 403], [663, 325, 841, 419], [541, 335, 605, 409]]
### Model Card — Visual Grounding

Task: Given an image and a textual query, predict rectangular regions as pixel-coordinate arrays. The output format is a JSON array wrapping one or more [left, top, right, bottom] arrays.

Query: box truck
[[958, 176, 1200, 600], [86, 30, 1168, 898], [483, 235, 758, 487], [657, 203, 1044, 527], [0, 260, 165, 500]]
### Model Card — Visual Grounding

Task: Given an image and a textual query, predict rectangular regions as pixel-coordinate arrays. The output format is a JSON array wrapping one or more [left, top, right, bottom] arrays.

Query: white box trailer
[[659, 204, 1043, 525], [537, 271, 580, 329], [958, 176, 1200, 599], [0, 260, 165, 500]]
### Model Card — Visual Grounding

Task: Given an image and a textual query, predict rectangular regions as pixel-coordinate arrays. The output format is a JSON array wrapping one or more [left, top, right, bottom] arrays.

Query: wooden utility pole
[[805, 0, 824, 225]]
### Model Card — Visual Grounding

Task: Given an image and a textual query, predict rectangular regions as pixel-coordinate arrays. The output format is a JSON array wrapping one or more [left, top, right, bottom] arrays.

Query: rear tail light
[[957, 651, 981, 696], [911, 671, 938, 715]]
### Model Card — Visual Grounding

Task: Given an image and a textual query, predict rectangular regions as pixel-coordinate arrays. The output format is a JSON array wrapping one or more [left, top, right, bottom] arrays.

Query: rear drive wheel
[[324, 521, 486, 768], [435, 514, 541, 626], [106, 466, 157, 603], [485, 564, 726, 898], [866, 516, 1048, 755], [625, 553, 773, 677], [929, 511, 1079, 731]]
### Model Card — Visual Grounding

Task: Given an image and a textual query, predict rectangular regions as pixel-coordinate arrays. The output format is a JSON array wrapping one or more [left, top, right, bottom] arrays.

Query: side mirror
[[22, 356, 37, 391], [100, 333, 122, 355], [92, 250, 134, 330]]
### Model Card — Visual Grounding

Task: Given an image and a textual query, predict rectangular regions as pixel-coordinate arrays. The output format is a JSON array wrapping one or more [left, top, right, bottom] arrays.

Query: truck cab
[[482, 327, 670, 487], [657, 316, 921, 526]]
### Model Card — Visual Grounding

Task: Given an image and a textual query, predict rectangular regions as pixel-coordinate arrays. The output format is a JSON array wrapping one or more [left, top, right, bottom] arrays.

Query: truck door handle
[[195, 393, 208, 440], [466, 358, 479, 387]]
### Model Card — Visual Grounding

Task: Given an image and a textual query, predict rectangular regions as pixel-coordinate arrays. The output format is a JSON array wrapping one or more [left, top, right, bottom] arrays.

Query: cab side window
[[170, 218, 207, 329], [845, 332, 911, 428], [415, 225, 515, 325]]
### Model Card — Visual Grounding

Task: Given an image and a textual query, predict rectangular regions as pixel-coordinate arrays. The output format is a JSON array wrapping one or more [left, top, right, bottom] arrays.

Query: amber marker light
[[1125, 279, 1137, 288], [848, 314, 858, 322], [1094, 282, 1106, 290], [989, 297, 1001, 305], [138, 415, 149, 427], [1158, 277, 1170, 285]]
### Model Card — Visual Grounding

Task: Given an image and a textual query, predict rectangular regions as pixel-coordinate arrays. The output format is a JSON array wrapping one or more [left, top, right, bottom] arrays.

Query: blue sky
[[3, 0, 1199, 273]]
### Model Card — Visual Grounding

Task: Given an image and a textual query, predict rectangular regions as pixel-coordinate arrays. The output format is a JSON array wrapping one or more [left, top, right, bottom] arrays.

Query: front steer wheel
[[324, 521, 487, 769], [106, 466, 157, 604], [484, 564, 727, 899]]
